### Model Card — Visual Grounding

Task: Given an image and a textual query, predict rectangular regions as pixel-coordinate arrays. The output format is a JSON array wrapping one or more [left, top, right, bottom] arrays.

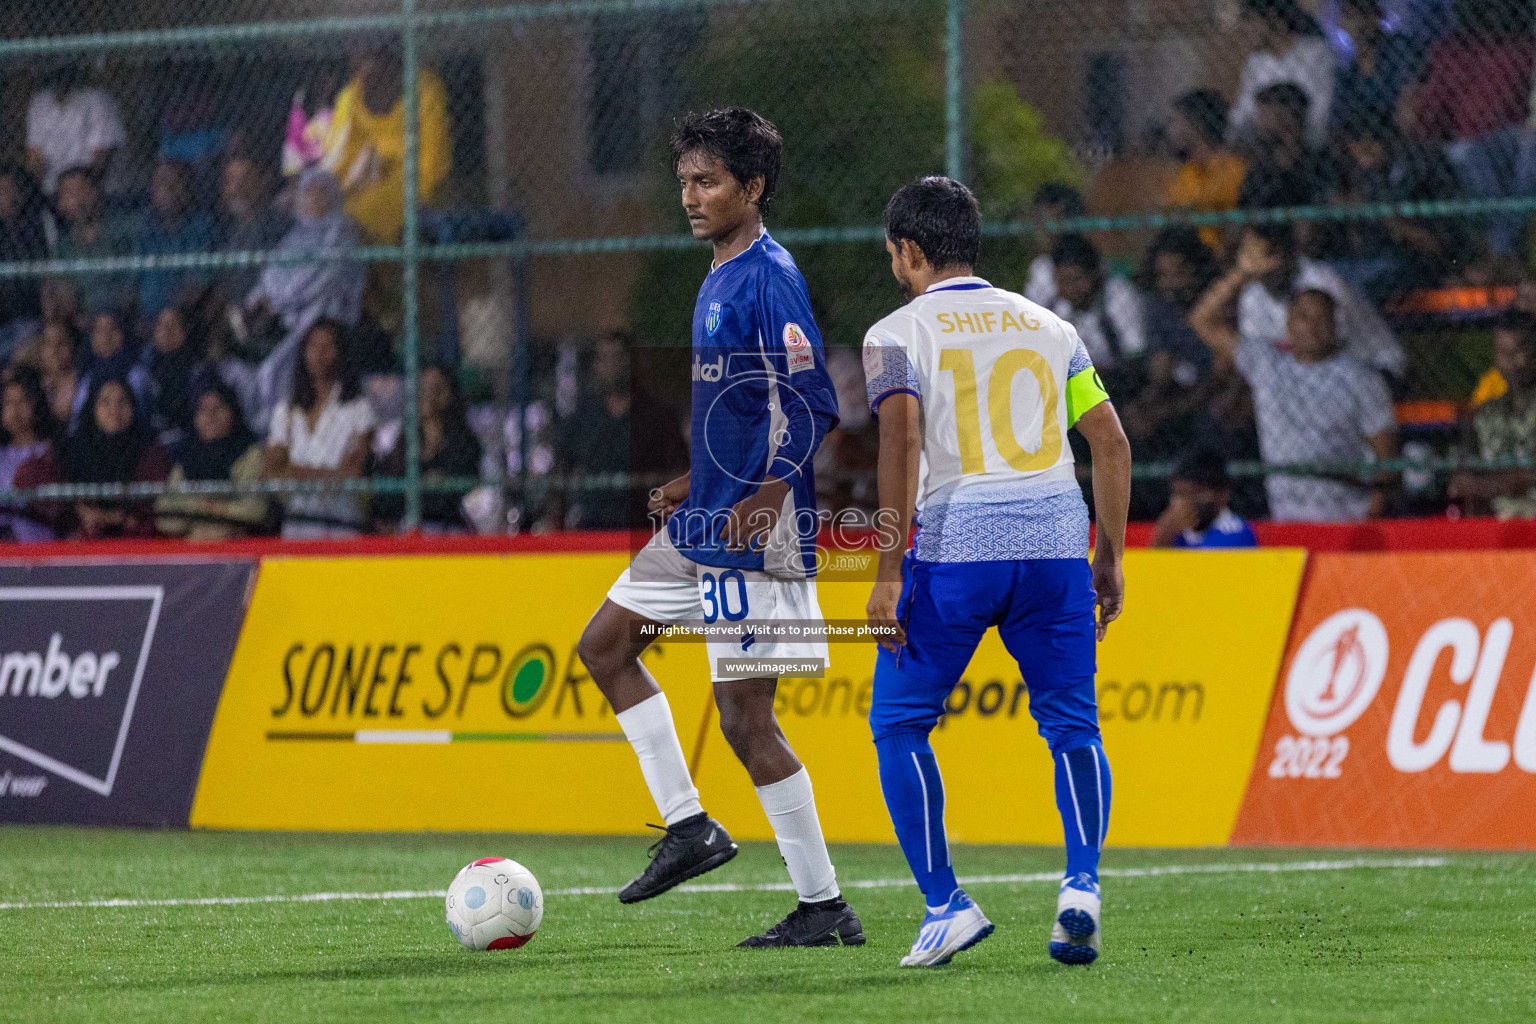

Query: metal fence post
[[512, 254, 530, 525], [944, 0, 966, 183], [401, 0, 424, 530]]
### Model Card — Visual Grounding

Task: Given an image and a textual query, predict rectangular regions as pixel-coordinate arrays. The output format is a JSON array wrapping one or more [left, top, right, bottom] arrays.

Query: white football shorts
[[605, 528, 830, 682]]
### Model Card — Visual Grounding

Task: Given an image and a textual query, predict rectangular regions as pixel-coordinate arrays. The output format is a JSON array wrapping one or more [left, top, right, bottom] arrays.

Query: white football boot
[[1049, 877, 1101, 965], [900, 889, 995, 967]]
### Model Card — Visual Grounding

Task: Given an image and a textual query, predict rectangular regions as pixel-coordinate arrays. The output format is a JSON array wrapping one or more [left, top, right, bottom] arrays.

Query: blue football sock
[[1054, 741, 1111, 891], [875, 731, 959, 907]]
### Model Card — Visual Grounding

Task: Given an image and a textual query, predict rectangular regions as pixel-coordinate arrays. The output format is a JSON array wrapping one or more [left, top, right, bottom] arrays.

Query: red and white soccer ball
[[445, 857, 544, 950]]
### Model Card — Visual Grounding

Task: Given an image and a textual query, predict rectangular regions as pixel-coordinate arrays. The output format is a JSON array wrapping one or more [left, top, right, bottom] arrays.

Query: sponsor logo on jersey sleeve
[[783, 322, 813, 374], [862, 341, 883, 377]]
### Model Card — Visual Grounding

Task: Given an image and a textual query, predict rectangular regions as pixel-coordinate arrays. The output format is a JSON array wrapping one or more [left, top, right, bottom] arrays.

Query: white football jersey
[[862, 276, 1109, 562]]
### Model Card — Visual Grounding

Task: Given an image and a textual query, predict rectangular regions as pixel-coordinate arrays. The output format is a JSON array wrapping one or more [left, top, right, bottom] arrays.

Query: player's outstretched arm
[[1075, 401, 1131, 641], [867, 391, 920, 653]]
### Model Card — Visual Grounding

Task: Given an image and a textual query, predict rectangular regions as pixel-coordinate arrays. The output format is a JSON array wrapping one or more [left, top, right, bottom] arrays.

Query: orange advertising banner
[[1232, 551, 1536, 849]]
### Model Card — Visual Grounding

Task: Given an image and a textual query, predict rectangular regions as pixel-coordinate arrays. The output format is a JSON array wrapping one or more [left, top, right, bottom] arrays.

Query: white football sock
[[755, 767, 840, 902], [615, 692, 704, 826]]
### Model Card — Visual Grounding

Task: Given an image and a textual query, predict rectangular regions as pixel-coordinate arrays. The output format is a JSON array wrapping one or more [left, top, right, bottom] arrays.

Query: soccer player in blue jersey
[[577, 109, 863, 948], [861, 177, 1132, 967]]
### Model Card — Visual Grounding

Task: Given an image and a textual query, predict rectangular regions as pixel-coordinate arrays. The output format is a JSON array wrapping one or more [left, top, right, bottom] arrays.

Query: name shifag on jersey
[[862, 277, 1109, 562], [667, 232, 840, 577]]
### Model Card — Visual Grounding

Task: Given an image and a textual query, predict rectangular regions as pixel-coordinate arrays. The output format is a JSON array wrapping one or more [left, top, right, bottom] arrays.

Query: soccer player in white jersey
[[576, 109, 863, 948], [861, 177, 1132, 967]]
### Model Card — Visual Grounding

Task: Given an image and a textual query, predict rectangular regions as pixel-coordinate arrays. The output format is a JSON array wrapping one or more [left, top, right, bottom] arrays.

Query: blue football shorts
[[869, 555, 1102, 754]]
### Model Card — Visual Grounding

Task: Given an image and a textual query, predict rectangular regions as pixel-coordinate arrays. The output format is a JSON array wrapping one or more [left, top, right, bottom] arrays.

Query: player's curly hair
[[670, 108, 782, 217], [884, 176, 980, 271]]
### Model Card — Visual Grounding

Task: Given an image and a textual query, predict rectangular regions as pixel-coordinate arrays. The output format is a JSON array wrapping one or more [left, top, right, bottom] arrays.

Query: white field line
[[0, 856, 1449, 912]]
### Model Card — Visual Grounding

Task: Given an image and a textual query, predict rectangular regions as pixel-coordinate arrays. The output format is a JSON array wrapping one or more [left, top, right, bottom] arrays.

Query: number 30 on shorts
[[701, 570, 749, 623]]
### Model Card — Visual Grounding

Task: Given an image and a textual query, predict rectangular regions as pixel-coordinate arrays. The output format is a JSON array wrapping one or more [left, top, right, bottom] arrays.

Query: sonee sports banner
[[191, 548, 1303, 846], [0, 560, 253, 827]]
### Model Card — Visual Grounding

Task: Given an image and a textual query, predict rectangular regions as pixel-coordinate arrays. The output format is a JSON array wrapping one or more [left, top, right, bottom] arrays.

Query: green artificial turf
[[0, 828, 1532, 1023]]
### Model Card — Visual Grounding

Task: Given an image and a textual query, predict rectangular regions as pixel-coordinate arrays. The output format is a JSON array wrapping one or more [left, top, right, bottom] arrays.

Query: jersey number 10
[[938, 348, 1062, 475]]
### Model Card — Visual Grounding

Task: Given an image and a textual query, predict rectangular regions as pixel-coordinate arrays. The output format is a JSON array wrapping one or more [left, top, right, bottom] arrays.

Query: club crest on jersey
[[783, 322, 813, 375], [863, 342, 883, 377], [706, 301, 722, 336]]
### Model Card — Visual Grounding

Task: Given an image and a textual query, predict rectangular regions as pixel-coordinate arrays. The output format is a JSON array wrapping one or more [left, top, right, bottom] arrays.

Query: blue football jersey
[[1171, 509, 1259, 548], [666, 232, 839, 576]]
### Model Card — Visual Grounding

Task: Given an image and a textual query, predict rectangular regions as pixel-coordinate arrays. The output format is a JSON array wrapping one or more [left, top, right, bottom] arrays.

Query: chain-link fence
[[0, 0, 1533, 541]]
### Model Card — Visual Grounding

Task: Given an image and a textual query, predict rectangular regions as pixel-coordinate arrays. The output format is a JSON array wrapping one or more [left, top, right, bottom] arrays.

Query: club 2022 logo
[[1271, 605, 1536, 780]]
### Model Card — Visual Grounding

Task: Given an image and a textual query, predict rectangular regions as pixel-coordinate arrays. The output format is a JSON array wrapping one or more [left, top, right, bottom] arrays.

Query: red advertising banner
[[1232, 552, 1536, 849]]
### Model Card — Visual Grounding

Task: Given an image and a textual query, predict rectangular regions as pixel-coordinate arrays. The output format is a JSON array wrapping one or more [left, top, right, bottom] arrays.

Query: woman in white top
[[263, 318, 375, 538]]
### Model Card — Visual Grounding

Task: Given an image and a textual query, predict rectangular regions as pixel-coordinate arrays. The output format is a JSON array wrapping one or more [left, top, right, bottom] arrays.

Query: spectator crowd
[[0, 44, 481, 541], [1019, 0, 1536, 530], [5, 0, 1536, 543]]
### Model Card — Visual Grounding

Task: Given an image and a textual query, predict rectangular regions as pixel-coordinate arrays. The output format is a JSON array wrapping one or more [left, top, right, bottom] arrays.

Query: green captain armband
[[1066, 367, 1110, 428]]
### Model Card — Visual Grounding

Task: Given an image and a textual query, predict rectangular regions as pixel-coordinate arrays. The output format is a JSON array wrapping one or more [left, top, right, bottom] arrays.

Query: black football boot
[[618, 812, 738, 904], [738, 896, 866, 947]]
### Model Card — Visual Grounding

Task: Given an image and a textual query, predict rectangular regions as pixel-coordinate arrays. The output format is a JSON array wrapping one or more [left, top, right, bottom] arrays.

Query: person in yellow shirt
[[1164, 90, 1248, 250], [1472, 282, 1536, 404], [323, 46, 451, 243], [1473, 367, 1507, 405]]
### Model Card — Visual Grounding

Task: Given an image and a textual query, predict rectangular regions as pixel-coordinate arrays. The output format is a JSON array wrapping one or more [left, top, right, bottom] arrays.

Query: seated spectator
[[1142, 228, 1221, 389], [28, 318, 83, 425], [1412, 0, 1535, 259], [1023, 183, 1086, 308], [157, 88, 231, 208], [26, 61, 125, 196], [556, 332, 687, 530], [323, 44, 451, 243], [1237, 83, 1332, 213], [217, 155, 291, 301], [374, 365, 482, 533], [1332, 0, 1423, 147], [156, 381, 269, 540], [16, 375, 171, 539], [246, 169, 366, 431], [1234, 223, 1404, 377], [1192, 246, 1399, 522], [200, 314, 261, 428], [53, 167, 133, 317], [0, 165, 50, 359], [1451, 309, 1536, 518], [1229, 0, 1336, 150], [1164, 90, 1247, 250], [73, 311, 152, 430], [38, 277, 80, 331], [263, 318, 375, 539], [129, 159, 217, 321], [1045, 234, 1146, 386], [141, 306, 206, 443], [1471, 279, 1536, 405], [1120, 228, 1221, 462], [1151, 451, 1258, 548], [0, 368, 57, 541], [1329, 118, 1467, 303]]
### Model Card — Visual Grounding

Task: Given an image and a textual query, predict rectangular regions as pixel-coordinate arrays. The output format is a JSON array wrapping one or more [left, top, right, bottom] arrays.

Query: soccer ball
[[445, 857, 544, 950]]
